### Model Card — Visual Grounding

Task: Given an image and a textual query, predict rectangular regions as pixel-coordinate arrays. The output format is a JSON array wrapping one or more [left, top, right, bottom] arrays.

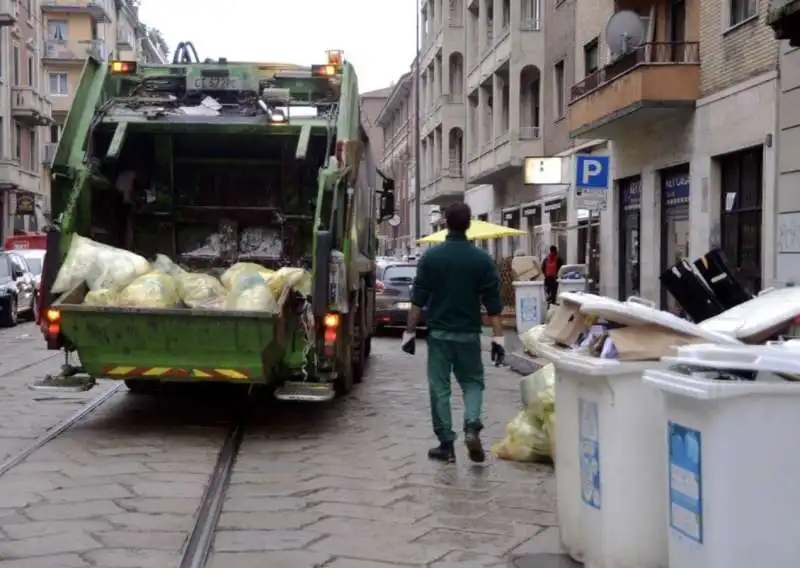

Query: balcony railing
[[570, 42, 700, 101], [520, 126, 540, 139]]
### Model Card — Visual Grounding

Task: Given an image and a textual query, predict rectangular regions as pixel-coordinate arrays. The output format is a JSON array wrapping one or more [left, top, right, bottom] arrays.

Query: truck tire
[[125, 379, 160, 394], [353, 285, 367, 384]]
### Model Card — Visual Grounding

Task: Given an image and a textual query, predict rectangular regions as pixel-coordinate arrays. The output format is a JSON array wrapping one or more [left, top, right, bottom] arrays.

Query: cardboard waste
[[51, 235, 311, 313]]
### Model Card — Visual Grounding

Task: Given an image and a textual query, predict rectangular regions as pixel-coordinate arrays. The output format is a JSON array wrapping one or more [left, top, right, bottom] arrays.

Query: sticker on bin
[[519, 296, 540, 323], [579, 398, 601, 509], [668, 422, 703, 544]]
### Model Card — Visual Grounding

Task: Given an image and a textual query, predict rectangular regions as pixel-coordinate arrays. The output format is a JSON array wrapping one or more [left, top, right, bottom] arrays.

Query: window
[[28, 127, 36, 171], [48, 72, 68, 95], [729, 0, 757, 27], [13, 123, 21, 161], [12, 45, 19, 86], [26, 54, 33, 87], [47, 20, 68, 41], [584, 39, 599, 76], [554, 60, 565, 118], [50, 124, 61, 143]]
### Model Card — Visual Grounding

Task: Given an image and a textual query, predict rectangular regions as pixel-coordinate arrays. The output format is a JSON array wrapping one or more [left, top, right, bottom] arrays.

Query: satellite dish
[[605, 11, 645, 58], [388, 214, 401, 227]]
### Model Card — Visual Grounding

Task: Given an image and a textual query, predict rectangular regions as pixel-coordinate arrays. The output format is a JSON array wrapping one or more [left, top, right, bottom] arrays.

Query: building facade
[[0, 0, 51, 238], [375, 70, 418, 256]]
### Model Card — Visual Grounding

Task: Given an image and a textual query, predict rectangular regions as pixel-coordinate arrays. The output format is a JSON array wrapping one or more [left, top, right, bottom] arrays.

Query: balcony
[[43, 39, 107, 64], [466, 126, 543, 184], [11, 88, 52, 125], [0, 0, 17, 25], [117, 28, 135, 49], [421, 165, 464, 206], [0, 160, 40, 192], [768, 0, 800, 42], [568, 42, 700, 139], [41, 0, 113, 21]]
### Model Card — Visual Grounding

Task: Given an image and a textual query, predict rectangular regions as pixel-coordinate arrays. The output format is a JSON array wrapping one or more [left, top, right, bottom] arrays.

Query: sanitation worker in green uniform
[[401, 202, 505, 463]]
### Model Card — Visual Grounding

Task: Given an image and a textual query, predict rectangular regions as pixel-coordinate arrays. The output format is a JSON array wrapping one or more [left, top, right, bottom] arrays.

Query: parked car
[[375, 263, 426, 333], [14, 249, 45, 288], [0, 251, 38, 326]]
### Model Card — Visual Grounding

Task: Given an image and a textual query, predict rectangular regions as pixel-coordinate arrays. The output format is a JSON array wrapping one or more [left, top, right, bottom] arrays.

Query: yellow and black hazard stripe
[[103, 366, 251, 380]]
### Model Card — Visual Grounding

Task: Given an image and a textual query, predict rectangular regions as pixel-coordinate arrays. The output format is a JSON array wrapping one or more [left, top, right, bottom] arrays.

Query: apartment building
[[375, 69, 423, 255], [0, 0, 51, 239], [565, 0, 778, 305], [359, 85, 392, 253], [768, 2, 800, 285]]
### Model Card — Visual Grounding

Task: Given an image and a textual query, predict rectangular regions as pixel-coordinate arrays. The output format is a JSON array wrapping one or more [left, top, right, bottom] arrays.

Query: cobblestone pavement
[[0, 335, 559, 567]]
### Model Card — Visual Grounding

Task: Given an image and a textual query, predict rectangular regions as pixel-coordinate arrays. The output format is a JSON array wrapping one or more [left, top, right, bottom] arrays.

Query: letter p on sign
[[575, 154, 610, 189]]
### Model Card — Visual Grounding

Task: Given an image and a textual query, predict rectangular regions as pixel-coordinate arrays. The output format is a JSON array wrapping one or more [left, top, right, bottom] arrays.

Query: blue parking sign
[[575, 155, 610, 190]]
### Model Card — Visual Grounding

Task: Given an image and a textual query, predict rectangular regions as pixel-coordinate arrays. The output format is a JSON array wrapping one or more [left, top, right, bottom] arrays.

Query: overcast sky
[[137, 0, 418, 93]]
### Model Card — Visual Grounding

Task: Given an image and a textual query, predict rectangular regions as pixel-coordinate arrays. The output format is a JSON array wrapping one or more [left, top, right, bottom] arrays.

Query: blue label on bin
[[579, 398, 601, 509], [668, 422, 703, 543]]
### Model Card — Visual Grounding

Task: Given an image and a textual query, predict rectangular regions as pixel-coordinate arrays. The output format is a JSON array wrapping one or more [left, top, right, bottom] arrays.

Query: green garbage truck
[[36, 47, 396, 401]]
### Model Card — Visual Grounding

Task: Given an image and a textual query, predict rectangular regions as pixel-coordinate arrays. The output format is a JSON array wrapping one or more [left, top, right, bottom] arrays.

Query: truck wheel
[[365, 335, 372, 358], [353, 289, 367, 384], [125, 379, 160, 395], [334, 355, 353, 396]]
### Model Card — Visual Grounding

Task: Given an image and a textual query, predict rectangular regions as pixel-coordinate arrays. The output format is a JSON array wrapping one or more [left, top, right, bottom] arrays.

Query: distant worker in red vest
[[542, 245, 565, 304]]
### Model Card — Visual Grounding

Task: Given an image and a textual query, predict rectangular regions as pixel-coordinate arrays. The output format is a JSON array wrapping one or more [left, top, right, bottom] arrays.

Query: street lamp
[[414, 0, 422, 242]]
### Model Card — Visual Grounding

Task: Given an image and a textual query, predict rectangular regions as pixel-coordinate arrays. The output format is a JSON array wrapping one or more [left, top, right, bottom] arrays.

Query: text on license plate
[[194, 76, 239, 90], [395, 302, 411, 310]]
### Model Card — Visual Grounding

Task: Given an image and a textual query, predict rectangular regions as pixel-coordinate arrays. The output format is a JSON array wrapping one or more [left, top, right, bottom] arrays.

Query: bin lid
[[662, 343, 800, 377], [699, 287, 800, 340], [577, 296, 740, 344], [556, 290, 605, 306]]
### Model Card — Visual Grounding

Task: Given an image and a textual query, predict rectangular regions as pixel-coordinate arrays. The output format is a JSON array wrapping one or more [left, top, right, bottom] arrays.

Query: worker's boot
[[464, 425, 486, 463], [428, 441, 456, 463]]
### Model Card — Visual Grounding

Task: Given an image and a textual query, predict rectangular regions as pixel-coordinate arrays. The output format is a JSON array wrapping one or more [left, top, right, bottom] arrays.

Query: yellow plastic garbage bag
[[152, 253, 185, 276], [83, 289, 118, 306], [520, 324, 547, 357], [220, 262, 274, 291], [266, 267, 312, 300], [116, 271, 180, 308], [492, 364, 555, 463], [176, 272, 226, 308], [225, 275, 279, 312], [52, 235, 151, 293]]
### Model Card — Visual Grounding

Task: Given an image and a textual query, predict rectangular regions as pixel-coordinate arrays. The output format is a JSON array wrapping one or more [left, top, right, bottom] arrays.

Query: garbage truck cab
[[37, 48, 396, 401]]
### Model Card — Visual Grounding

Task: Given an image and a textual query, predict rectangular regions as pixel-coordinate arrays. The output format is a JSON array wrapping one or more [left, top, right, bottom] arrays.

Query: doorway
[[617, 175, 641, 300], [719, 146, 763, 294], [660, 165, 690, 312]]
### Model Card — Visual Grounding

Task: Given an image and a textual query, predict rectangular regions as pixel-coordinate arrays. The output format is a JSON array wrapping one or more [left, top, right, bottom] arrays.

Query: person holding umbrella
[[401, 202, 505, 463]]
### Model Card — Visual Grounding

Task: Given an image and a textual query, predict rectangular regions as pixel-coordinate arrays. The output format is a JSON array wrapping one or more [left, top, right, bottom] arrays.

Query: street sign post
[[573, 154, 610, 293]]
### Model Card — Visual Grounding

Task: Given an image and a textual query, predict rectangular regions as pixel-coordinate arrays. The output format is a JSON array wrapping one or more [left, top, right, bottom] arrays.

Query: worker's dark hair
[[549, 245, 558, 254], [445, 202, 471, 233]]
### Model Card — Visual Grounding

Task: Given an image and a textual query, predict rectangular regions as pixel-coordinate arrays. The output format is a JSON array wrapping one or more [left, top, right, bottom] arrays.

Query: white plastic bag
[[176, 272, 226, 308], [220, 262, 274, 291], [152, 253, 185, 276], [116, 271, 180, 308], [520, 324, 547, 357], [52, 234, 150, 293]]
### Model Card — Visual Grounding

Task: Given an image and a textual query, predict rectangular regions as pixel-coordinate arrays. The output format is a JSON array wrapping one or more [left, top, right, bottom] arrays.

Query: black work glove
[[401, 331, 416, 355], [490, 336, 505, 366]]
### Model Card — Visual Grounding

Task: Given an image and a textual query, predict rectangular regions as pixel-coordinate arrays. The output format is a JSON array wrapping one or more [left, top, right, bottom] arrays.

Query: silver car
[[14, 249, 45, 288]]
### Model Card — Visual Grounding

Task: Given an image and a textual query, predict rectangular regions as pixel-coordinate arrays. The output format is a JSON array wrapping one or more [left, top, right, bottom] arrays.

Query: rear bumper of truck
[[50, 289, 300, 384]]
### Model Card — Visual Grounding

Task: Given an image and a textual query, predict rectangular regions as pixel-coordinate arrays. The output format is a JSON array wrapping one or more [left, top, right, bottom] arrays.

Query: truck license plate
[[395, 302, 411, 310]]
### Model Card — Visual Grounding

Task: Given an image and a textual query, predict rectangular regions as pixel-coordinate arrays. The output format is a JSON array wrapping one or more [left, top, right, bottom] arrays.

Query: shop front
[[521, 203, 543, 257], [618, 175, 641, 299], [502, 207, 521, 256], [660, 165, 690, 311], [544, 197, 567, 258]]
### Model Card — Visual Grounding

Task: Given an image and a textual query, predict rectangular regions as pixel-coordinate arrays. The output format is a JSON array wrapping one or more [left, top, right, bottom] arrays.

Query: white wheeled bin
[[513, 281, 547, 333], [644, 343, 800, 568], [541, 294, 740, 567], [546, 287, 800, 568]]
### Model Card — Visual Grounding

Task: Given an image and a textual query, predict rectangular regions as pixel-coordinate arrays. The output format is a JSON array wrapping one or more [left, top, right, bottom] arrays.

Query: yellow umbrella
[[417, 219, 526, 244]]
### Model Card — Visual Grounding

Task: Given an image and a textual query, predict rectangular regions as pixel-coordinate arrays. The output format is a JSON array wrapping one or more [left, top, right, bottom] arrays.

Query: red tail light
[[322, 312, 339, 357]]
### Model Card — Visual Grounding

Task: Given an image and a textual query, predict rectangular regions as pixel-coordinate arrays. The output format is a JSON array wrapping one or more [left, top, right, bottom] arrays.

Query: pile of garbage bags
[[52, 235, 311, 312], [491, 364, 555, 463]]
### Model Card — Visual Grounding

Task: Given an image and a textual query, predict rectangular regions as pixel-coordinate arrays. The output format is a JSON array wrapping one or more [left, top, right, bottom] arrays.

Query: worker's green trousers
[[427, 335, 485, 443]]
